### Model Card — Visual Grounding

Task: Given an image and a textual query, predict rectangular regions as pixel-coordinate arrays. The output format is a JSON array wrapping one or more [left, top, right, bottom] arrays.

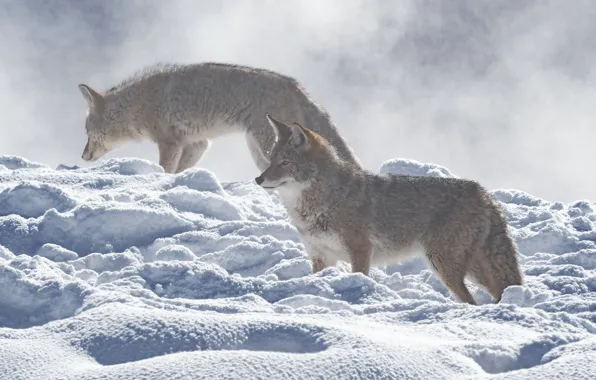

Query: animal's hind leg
[[176, 140, 211, 173], [468, 254, 503, 303], [427, 250, 476, 305], [486, 262, 518, 303]]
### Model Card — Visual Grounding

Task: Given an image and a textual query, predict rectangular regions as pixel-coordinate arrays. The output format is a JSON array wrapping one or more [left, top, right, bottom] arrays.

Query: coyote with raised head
[[77, 62, 361, 173], [255, 115, 523, 305]]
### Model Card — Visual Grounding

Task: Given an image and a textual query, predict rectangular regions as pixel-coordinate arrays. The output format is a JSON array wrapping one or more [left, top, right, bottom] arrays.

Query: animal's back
[[357, 173, 488, 246], [301, 169, 484, 260], [106, 62, 361, 168]]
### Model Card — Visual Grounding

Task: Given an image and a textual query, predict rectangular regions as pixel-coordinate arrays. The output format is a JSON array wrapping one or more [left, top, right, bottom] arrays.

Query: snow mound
[[0, 255, 90, 328], [0, 155, 49, 170], [37, 243, 79, 262], [81, 157, 164, 175], [492, 189, 548, 207], [56, 164, 81, 171], [0, 202, 197, 256], [160, 187, 244, 221], [0, 245, 15, 260], [380, 158, 458, 178], [0, 156, 594, 380], [155, 244, 196, 261], [0, 181, 77, 218]]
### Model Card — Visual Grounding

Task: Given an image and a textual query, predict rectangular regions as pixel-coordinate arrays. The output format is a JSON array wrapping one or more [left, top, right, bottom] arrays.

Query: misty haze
[[1, 0, 593, 202], [2, 2, 596, 379]]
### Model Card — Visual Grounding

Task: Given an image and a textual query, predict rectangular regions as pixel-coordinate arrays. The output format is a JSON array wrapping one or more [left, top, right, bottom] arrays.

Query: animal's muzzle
[[255, 176, 264, 185], [82, 140, 91, 161]]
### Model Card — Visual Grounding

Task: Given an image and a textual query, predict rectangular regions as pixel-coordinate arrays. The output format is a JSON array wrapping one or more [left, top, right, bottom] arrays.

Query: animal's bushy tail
[[484, 201, 523, 301]]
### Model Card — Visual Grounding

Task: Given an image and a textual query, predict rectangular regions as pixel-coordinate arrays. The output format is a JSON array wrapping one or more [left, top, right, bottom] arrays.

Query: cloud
[[0, 0, 593, 202]]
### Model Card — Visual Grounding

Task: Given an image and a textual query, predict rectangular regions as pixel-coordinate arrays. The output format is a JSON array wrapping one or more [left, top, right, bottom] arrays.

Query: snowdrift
[[0, 155, 595, 380]]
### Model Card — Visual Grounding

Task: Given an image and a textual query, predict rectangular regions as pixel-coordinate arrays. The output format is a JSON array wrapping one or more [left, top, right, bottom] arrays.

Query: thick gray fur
[[78, 62, 361, 173]]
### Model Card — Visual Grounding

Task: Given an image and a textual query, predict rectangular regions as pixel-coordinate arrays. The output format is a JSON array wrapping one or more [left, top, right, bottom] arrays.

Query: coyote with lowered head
[[77, 62, 361, 173], [255, 115, 523, 305]]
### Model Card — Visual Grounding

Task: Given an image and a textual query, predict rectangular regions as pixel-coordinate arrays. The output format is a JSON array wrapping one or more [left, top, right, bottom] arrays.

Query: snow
[[0, 155, 595, 380]]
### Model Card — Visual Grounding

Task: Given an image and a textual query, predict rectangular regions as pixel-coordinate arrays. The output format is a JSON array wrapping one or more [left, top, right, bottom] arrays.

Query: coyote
[[255, 115, 523, 305], [77, 62, 361, 173]]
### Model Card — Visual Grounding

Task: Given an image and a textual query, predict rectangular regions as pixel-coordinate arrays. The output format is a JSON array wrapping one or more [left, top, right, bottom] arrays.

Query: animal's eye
[[280, 160, 290, 166]]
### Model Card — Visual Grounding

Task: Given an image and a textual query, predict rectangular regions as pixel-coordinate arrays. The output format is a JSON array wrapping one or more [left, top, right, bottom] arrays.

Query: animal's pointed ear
[[78, 84, 105, 113], [290, 123, 309, 150], [266, 114, 292, 142]]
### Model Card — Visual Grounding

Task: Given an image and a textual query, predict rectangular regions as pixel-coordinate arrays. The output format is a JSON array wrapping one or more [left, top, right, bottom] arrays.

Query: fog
[[1, 0, 594, 203]]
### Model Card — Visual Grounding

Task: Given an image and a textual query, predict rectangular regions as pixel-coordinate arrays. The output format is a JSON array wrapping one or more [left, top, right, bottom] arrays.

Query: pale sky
[[1, 0, 594, 203]]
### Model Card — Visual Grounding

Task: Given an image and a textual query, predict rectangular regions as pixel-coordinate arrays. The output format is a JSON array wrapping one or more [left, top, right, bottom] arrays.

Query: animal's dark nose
[[255, 176, 264, 185]]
